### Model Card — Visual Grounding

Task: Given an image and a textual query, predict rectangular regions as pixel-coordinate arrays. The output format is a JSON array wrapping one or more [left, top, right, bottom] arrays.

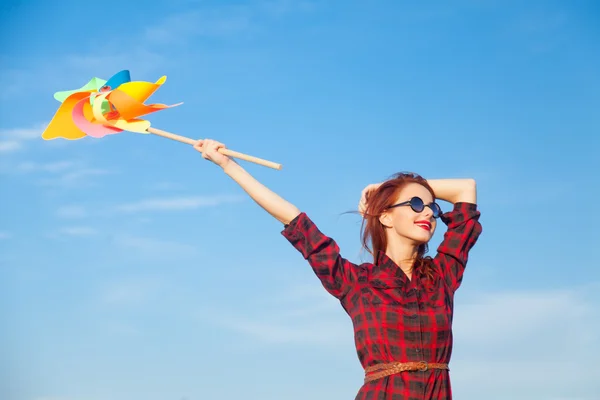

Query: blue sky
[[1, 1, 599, 399]]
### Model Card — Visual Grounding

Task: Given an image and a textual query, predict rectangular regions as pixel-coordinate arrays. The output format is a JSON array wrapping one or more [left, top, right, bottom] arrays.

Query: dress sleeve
[[432, 202, 482, 292], [281, 212, 359, 299]]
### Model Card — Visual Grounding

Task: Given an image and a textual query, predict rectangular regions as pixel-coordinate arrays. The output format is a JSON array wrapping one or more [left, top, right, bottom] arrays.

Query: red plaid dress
[[282, 202, 482, 399]]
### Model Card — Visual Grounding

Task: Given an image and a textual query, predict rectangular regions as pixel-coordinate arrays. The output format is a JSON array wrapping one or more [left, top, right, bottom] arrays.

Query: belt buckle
[[418, 361, 428, 371]]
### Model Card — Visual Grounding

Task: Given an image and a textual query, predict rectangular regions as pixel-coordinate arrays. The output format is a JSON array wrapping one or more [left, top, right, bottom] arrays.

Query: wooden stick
[[146, 127, 282, 170]]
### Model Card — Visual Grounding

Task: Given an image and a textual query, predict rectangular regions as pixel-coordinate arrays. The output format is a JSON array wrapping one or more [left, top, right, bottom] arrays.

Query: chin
[[411, 229, 434, 243]]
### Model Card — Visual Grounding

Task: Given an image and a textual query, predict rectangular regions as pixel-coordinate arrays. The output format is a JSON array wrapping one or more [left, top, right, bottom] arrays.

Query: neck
[[385, 237, 419, 277]]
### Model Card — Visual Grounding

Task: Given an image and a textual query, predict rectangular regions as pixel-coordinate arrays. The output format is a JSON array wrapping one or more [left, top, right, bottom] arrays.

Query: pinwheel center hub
[[105, 110, 120, 120]]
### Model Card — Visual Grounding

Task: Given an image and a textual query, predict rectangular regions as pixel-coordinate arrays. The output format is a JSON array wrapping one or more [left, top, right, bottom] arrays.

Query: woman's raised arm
[[195, 139, 301, 225]]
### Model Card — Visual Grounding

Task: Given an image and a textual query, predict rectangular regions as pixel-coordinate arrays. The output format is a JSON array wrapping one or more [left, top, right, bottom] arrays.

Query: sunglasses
[[387, 196, 442, 219]]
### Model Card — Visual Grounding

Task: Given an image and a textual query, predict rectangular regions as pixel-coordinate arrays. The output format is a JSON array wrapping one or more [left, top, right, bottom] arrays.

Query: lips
[[415, 220, 432, 231]]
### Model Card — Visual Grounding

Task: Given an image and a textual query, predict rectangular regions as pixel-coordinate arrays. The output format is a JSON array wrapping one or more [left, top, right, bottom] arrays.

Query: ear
[[379, 210, 393, 228]]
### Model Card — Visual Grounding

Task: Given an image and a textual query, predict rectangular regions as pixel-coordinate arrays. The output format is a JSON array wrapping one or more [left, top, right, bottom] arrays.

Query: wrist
[[222, 159, 239, 175]]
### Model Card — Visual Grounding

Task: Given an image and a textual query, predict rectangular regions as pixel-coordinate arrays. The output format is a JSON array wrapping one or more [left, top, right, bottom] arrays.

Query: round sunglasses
[[387, 196, 442, 219]]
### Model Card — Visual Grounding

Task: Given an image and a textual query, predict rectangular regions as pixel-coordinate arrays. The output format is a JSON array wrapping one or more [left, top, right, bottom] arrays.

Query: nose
[[421, 206, 434, 219]]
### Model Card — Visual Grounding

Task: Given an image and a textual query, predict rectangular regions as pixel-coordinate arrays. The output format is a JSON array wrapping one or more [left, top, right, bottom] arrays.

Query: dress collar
[[371, 250, 411, 285]]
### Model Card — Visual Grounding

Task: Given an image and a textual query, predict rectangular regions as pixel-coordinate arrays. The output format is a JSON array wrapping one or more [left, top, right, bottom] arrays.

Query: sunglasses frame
[[387, 196, 442, 219]]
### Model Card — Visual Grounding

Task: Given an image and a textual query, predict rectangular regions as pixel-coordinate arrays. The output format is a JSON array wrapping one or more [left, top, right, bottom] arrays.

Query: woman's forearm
[[427, 178, 477, 204], [223, 161, 301, 225]]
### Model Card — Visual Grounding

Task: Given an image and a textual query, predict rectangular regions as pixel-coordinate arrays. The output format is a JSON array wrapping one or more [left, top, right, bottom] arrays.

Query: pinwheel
[[41, 70, 282, 170]]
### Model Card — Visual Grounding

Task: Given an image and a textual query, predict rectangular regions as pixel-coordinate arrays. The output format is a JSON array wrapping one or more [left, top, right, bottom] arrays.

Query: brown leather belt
[[364, 361, 449, 383]]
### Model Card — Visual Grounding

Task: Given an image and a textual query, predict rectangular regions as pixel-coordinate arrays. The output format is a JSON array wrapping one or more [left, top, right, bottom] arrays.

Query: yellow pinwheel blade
[[114, 76, 167, 103]]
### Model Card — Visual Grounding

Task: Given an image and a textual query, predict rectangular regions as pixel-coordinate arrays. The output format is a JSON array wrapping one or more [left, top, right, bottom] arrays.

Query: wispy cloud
[[143, 0, 315, 45], [57, 226, 97, 236], [258, 0, 317, 17], [63, 48, 165, 76], [38, 168, 114, 188], [150, 182, 185, 191], [1, 0, 316, 101], [113, 234, 198, 257], [34, 397, 75, 400], [144, 8, 253, 44], [0, 124, 46, 140], [0, 141, 20, 153], [451, 282, 600, 398], [16, 160, 76, 173], [507, 9, 570, 54], [0, 231, 12, 239], [202, 278, 600, 398], [56, 205, 88, 219], [100, 277, 163, 306], [0, 158, 112, 188], [202, 282, 351, 346], [115, 195, 245, 212], [0, 123, 46, 152], [513, 10, 568, 34], [215, 314, 349, 345], [0, 36, 165, 102]]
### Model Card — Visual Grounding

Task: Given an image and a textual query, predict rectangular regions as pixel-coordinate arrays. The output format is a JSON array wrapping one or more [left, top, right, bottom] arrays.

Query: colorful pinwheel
[[42, 70, 282, 170]]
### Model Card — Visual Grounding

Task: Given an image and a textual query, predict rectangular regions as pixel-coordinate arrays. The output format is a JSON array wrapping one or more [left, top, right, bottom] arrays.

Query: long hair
[[360, 172, 437, 280]]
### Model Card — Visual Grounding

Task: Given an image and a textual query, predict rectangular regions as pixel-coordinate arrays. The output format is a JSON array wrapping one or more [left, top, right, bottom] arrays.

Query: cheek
[[394, 217, 416, 234]]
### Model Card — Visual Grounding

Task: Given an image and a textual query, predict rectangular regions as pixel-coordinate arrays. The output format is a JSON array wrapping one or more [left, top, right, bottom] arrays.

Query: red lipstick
[[415, 220, 432, 231]]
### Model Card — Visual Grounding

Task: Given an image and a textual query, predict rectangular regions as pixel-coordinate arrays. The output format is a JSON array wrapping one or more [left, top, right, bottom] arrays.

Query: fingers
[[358, 201, 366, 216], [194, 138, 231, 168], [194, 139, 224, 158], [358, 183, 382, 216]]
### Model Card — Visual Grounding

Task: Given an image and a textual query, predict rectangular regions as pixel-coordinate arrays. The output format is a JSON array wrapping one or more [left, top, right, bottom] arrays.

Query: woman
[[195, 139, 482, 400]]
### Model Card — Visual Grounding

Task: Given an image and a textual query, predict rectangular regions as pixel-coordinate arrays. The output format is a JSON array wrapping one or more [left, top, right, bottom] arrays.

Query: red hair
[[360, 172, 436, 280]]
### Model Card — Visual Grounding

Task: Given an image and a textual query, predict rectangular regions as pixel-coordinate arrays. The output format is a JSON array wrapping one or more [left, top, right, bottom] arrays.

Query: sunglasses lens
[[432, 203, 441, 218], [409, 197, 425, 212]]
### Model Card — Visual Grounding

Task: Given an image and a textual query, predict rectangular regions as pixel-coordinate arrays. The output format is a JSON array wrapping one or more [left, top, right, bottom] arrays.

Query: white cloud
[[56, 205, 88, 219], [143, 0, 316, 44], [202, 282, 352, 346], [0, 141, 21, 153], [0, 123, 46, 152], [39, 168, 113, 187], [63, 48, 165, 75], [203, 280, 600, 398], [451, 283, 600, 399], [0, 158, 111, 188], [115, 195, 244, 212], [0, 48, 166, 101], [150, 182, 184, 191], [258, 0, 317, 17], [0, 0, 315, 103], [58, 226, 97, 236], [34, 397, 75, 400], [0, 124, 46, 140], [100, 278, 163, 306], [513, 10, 568, 34], [56, 168, 112, 182], [113, 234, 197, 257], [16, 160, 76, 173], [144, 8, 252, 44], [215, 314, 349, 345]]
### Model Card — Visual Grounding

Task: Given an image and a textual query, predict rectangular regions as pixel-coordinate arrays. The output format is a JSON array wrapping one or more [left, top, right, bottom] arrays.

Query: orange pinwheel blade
[[91, 92, 151, 134], [107, 88, 182, 120], [42, 91, 93, 140]]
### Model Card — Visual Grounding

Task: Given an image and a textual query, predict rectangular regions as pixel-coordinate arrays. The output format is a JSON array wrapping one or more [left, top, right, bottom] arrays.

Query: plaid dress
[[282, 202, 482, 399]]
